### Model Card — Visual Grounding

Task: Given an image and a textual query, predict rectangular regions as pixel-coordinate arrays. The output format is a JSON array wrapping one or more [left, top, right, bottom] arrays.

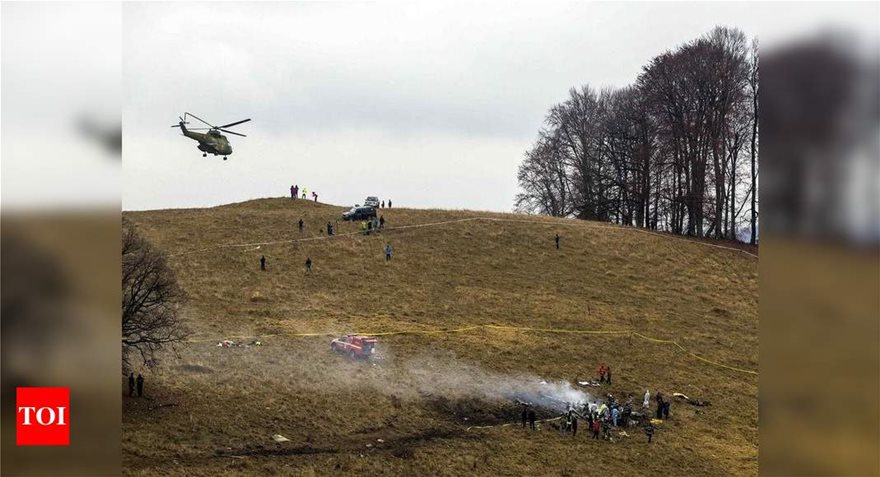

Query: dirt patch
[[214, 428, 470, 459], [423, 395, 555, 426]]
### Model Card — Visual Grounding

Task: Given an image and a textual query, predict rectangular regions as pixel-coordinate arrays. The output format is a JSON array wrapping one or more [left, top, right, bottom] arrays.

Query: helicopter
[[171, 112, 250, 160]]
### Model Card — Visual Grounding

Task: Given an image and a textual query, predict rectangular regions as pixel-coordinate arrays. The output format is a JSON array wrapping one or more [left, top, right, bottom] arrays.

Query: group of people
[[289, 184, 318, 202], [127, 372, 145, 397], [519, 368, 671, 445], [561, 391, 665, 444], [258, 216, 394, 273], [520, 405, 538, 430], [361, 215, 385, 234]]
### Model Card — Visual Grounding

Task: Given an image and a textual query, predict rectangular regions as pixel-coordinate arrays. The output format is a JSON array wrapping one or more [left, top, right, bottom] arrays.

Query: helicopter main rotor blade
[[219, 128, 246, 137], [217, 118, 251, 129], [185, 112, 215, 129]]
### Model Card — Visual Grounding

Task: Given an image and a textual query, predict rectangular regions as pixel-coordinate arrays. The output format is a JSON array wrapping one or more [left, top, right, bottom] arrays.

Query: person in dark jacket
[[555, 233, 560, 249], [379, 215, 385, 229], [298, 218, 304, 232], [528, 409, 536, 430], [663, 401, 670, 419], [388, 199, 392, 208], [260, 255, 266, 271], [128, 373, 135, 397], [305, 257, 312, 273], [571, 414, 578, 436], [645, 423, 655, 443], [136, 373, 144, 397], [656, 393, 665, 419]]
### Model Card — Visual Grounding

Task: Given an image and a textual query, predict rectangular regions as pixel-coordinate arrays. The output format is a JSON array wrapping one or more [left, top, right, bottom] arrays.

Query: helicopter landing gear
[[203, 153, 207, 157], [223, 156, 227, 161]]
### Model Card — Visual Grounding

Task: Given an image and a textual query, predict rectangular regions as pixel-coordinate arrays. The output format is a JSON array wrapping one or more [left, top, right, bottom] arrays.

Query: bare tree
[[748, 38, 759, 244], [514, 26, 758, 243], [122, 219, 187, 371]]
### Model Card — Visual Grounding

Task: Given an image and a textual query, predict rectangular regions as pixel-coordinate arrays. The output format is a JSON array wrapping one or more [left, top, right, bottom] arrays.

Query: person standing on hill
[[622, 402, 632, 426], [260, 255, 266, 271], [384, 243, 393, 261], [312, 191, 318, 202], [128, 372, 135, 397], [571, 414, 578, 436], [136, 373, 144, 397], [379, 215, 385, 230], [528, 408, 536, 430], [388, 199, 392, 208], [305, 257, 312, 273], [327, 222, 333, 236], [381, 200, 385, 208], [290, 185, 295, 199], [521, 405, 528, 428], [606, 366, 612, 385], [555, 233, 560, 249], [656, 393, 666, 419], [643, 390, 650, 410], [298, 218, 304, 233], [591, 417, 601, 439], [645, 422, 655, 443]]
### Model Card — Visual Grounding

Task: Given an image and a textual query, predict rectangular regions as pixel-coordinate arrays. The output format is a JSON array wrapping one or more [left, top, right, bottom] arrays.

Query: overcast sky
[[122, 1, 878, 212]]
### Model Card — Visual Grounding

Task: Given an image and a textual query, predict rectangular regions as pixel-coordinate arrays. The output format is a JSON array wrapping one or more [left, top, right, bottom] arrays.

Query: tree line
[[515, 26, 758, 244]]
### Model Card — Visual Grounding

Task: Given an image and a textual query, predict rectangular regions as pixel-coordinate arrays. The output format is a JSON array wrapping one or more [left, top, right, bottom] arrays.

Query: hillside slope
[[123, 198, 758, 476]]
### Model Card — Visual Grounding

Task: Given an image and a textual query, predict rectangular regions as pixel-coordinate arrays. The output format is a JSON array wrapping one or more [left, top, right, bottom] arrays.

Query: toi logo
[[16, 387, 70, 446]]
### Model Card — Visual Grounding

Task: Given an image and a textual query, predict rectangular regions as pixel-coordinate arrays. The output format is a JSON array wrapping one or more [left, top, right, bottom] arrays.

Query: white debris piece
[[272, 434, 290, 443]]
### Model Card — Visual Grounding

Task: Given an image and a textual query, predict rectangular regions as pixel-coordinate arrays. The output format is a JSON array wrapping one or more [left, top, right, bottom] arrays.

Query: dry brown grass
[[122, 198, 757, 476]]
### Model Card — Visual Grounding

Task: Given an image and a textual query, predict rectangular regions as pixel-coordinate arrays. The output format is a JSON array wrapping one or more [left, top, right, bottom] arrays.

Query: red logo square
[[16, 387, 70, 446]]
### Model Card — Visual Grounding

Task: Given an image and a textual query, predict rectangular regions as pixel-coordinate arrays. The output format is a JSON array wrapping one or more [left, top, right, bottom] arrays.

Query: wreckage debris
[[217, 339, 262, 348], [673, 392, 711, 407]]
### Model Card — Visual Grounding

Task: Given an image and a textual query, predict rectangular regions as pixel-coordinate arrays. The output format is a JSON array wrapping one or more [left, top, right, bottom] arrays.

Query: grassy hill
[[122, 198, 758, 476]]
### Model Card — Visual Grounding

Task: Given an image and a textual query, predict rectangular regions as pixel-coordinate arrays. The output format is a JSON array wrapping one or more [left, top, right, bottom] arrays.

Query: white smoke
[[374, 353, 597, 413]]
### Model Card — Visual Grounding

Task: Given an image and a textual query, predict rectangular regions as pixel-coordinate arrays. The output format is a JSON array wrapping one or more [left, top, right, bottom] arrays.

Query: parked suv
[[364, 196, 380, 208], [342, 205, 377, 221]]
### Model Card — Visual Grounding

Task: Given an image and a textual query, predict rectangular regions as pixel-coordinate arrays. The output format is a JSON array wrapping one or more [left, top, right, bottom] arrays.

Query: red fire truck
[[330, 334, 378, 360]]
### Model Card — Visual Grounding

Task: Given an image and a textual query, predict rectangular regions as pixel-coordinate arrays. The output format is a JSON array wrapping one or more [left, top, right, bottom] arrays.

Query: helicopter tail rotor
[[171, 114, 190, 128]]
